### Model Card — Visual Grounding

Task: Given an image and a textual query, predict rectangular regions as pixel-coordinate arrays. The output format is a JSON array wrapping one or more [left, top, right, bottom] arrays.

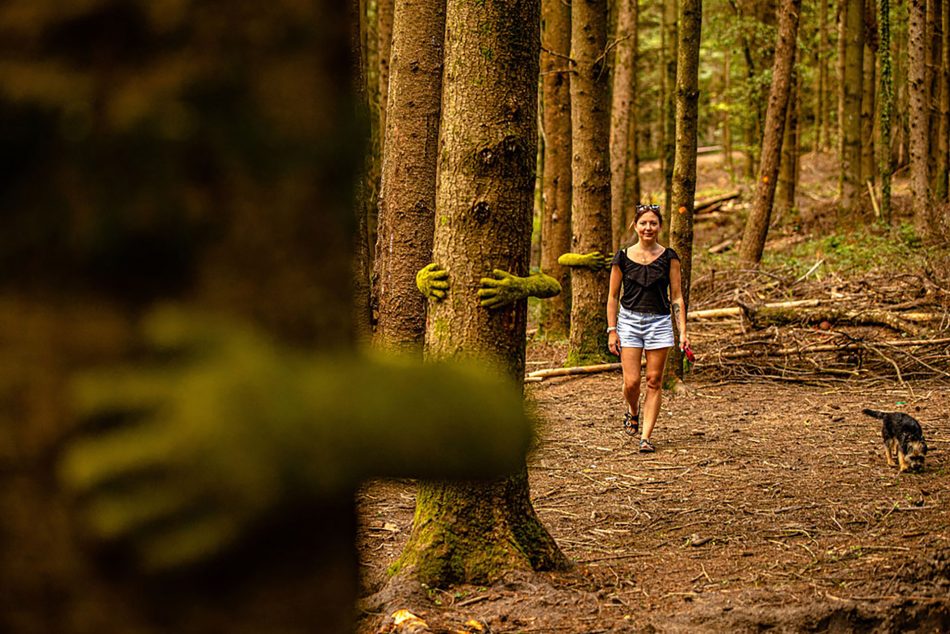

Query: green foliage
[[762, 225, 930, 275]]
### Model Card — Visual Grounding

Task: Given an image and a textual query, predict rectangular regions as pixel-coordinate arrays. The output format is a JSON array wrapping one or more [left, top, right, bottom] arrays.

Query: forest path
[[357, 376, 950, 633]]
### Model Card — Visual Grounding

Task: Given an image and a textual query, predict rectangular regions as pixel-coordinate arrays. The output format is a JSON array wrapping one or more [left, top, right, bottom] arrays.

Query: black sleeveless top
[[611, 247, 680, 315]]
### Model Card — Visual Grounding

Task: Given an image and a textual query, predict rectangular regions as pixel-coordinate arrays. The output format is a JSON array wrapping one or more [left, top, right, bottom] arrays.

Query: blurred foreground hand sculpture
[[59, 307, 532, 574]]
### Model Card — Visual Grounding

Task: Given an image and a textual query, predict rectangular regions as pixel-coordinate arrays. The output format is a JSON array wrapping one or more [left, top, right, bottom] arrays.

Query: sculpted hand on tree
[[557, 251, 608, 271], [477, 269, 561, 309], [416, 263, 450, 300], [417, 264, 561, 309]]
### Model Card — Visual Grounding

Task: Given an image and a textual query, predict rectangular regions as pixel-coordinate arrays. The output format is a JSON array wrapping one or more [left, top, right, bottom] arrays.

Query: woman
[[606, 204, 689, 453]]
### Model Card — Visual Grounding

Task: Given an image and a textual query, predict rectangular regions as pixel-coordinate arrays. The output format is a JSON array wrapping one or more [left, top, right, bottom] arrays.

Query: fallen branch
[[526, 362, 621, 380], [694, 190, 741, 214], [690, 299, 824, 319]]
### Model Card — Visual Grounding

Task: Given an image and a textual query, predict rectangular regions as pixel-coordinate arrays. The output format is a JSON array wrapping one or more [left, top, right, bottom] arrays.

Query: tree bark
[[934, 0, 950, 203], [839, 0, 864, 216], [377, 0, 395, 134], [740, 0, 802, 265], [395, 0, 568, 586], [817, 0, 830, 151], [861, 0, 878, 183], [354, 0, 376, 343], [667, 0, 702, 380], [661, 0, 678, 223], [568, 0, 613, 365], [908, 0, 931, 235], [878, 0, 894, 223], [373, 0, 446, 352], [776, 63, 801, 217], [723, 50, 737, 180], [610, 0, 639, 250], [624, 6, 642, 222], [539, 0, 573, 338]]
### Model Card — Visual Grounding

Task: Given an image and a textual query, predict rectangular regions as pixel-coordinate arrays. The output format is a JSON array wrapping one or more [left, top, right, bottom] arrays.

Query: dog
[[862, 409, 928, 473]]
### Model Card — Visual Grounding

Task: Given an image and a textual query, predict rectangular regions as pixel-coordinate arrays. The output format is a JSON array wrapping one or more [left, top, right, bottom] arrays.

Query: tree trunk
[[539, 0, 573, 338], [776, 63, 801, 217], [624, 3, 642, 222], [908, 0, 931, 235], [878, 0, 894, 223], [740, 0, 802, 265], [354, 0, 375, 343], [667, 0, 703, 380], [394, 0, 568, 586], [568, 0, 613, 366], [723, 49, 737, 180], [377, 0, 395, 134], [662, 0, 678, 222], [610, 0, 639, 250], [839, 0, 864, 216], [373, 0, 446, 352], [861, 0, 878, 184], [818, 0, 830, 151], [935, 0, 950, 203]]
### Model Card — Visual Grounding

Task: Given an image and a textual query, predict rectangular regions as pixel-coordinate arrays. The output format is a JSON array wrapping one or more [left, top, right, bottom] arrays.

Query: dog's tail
[[862, 408, 887, 419]]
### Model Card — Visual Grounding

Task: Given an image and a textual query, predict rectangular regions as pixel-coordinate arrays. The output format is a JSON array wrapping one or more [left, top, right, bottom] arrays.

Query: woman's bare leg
[[640, 347, 670, 441], [619, 347, 643, 416]]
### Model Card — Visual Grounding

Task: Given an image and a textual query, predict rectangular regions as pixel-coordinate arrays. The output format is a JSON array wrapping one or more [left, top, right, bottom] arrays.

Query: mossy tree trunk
[[908, 0, 931, 235], [567, 0, 612, 366], [740, 0, 801, 265], [667, 0, 702, 381], [539, 0, 573, 339], [610, 0, 638, 250], [839, 0, 865, 216], [373, 0, 446, 352], [394, 0, 568, 587]]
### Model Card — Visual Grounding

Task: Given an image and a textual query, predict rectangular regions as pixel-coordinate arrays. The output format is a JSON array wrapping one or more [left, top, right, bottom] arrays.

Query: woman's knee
[[623, 374, 641, 393], [644, 371, 663, 391]]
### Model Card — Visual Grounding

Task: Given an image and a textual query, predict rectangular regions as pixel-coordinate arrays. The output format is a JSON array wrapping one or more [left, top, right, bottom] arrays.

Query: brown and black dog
[[863, 409, 928, 473]]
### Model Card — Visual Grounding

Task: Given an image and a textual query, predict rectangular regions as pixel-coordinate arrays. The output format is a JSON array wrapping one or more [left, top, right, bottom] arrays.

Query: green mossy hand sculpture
[[416, 263, 449, 300], [557, 251, 608, 271], [58, 306, 532, 573], [478, 269, 561, 309]]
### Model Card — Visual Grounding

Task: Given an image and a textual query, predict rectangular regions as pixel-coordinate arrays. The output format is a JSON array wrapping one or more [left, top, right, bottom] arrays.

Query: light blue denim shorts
[[616, 307, 675, 350]]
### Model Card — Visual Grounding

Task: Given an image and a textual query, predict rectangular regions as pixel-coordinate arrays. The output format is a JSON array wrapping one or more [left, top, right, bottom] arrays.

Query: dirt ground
[[356, 370, 950, 633]]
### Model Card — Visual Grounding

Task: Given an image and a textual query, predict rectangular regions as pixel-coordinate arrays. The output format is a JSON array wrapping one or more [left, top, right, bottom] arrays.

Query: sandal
[[622, 411, 639, 436], [639, 438, 656, 453]]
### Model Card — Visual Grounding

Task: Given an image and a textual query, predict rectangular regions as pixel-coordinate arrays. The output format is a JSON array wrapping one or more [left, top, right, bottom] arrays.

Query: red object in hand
[[683, 343, 695, 363]]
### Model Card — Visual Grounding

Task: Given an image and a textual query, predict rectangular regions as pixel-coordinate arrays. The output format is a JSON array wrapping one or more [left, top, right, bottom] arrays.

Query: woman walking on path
[[606, 204, 689, 453]]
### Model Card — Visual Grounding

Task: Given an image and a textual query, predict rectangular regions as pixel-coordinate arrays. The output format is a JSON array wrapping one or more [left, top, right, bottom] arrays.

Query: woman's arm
[[607, 265, 623, 356], [668, 259, 689, 350]]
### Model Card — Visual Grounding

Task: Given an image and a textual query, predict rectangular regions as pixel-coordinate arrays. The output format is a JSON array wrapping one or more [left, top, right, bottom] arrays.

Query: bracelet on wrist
[[607, 326, 617, 333]]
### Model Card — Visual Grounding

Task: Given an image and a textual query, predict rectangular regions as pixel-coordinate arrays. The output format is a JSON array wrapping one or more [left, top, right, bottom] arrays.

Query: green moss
[[432, 317, 449, 340]]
